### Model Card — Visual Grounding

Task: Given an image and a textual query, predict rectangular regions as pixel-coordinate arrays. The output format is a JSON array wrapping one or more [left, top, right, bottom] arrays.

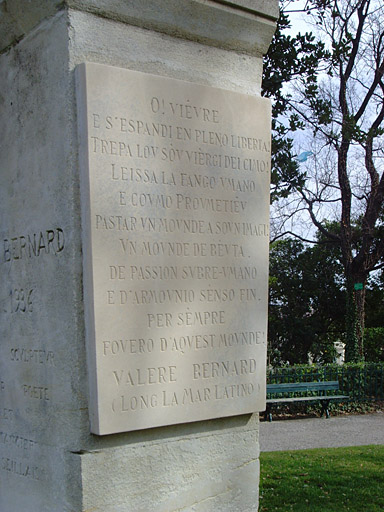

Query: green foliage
[[262, 8, 329, 201], [364, 328, 384, 362], [345, 280, 361, 363], [260, 446, 384, 511], [262, 399, 380, 419], [268, 222, 384, 365], [267, 363, 384, 401], [268, 238, 345, 365], [365, 275, 384, 330], [266, 1, 384, 362]]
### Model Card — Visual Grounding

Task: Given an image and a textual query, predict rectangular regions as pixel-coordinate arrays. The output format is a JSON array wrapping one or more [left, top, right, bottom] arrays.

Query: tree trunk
[[344, 276, 366, 362]]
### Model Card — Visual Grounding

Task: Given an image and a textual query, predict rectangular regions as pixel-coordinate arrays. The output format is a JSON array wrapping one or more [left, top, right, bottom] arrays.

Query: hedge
[[267, 363, 384, 401]]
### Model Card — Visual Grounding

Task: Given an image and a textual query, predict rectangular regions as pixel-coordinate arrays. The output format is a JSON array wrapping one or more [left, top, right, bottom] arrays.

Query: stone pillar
[[0, 2, 278, 511]]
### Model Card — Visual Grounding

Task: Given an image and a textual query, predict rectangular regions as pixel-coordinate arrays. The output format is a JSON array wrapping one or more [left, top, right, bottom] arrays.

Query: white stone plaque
[[76, 62, 270, 435]]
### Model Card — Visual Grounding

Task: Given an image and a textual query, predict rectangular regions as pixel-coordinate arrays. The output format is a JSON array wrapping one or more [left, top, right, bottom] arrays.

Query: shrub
[[267, 362, 384, 401]]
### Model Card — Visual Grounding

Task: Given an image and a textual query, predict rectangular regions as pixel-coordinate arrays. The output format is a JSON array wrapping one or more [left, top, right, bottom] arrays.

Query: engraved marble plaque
[[76, 62, 270, 435]]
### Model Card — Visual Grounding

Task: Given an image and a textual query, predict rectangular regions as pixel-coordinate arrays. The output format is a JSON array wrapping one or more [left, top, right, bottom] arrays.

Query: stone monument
[[0, 1, 278, 510]]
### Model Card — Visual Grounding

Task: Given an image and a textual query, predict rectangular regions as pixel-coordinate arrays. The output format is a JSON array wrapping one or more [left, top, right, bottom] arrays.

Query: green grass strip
[[260, 445, 384, 511]]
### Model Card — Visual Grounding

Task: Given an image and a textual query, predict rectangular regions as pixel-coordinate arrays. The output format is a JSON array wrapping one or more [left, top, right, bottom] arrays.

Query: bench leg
[[320, 400, 330, 419], [264, 405, 273, 422]]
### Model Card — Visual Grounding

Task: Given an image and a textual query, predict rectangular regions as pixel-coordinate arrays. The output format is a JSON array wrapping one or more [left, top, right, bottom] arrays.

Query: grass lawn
[[259, 445, 384, 511]]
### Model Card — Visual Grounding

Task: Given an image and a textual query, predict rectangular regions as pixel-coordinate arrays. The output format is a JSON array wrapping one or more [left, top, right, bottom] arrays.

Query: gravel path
[[260, 412, 384, 452]]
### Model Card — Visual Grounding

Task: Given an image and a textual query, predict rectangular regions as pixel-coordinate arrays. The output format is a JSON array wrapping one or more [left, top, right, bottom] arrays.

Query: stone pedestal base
[[0, 2, 277, 510]]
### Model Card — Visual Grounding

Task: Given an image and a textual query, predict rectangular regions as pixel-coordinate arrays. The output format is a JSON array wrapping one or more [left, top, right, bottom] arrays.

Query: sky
[[270, 0, 384, 243], [269, 0, 320, 241]]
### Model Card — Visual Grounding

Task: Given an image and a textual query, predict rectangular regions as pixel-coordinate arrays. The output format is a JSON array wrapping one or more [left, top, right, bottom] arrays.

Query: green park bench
[[265, 381, 349, 422]]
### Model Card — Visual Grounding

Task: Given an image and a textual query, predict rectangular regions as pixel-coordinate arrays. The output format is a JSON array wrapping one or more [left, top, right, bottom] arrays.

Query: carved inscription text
[[77, 63, 270, 434]]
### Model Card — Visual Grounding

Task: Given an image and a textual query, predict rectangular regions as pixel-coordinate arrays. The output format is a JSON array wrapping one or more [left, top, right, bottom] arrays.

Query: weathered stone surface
[[80, 415, 260, 512], [216, 0, 279, 18], [0, 0, 276, 509], [67, 0, 277, 55], [0, 11, 85, 510], [68, 8, 265, 96], [0, 0, 278, 55], [0, 0, 63, 51]]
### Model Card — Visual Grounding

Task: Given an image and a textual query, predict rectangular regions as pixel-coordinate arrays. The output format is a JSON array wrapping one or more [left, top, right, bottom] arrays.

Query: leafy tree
[[364, 270, 384, 361], [268, 237, 345, 365], [262, 0, 329, 201], [268, 0, 384, 361], [364, 327, 384, 361], [268, 231, 384, 365]]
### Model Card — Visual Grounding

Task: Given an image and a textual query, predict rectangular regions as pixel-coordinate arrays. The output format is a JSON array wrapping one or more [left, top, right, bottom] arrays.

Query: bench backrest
[[267, 381, 340, 395]]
